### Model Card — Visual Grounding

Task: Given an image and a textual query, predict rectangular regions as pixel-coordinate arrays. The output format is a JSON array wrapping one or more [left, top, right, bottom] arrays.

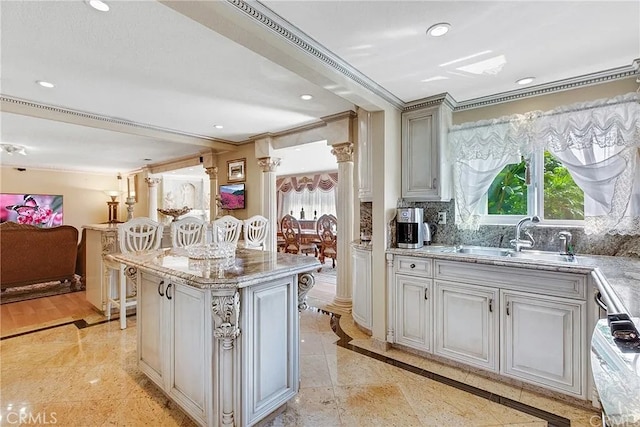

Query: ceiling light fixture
[[213, 124, 224, 129], [516, 77, 535, 85], [36, 80, 55, 88], [1, 144, 27, 156], [87, 0, 110, 12], [300, 94, 313, 100], [426, 23, 451, 37]]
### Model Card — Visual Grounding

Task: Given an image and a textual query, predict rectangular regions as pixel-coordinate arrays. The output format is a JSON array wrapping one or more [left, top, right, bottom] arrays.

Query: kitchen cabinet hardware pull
[[506, 301, 510, 316], [410, 263, 416, 269], [594, 291, 607, 312], [432, 177, 438, 188], [424, 288, 428, 300], [157, 280, 165, 297], [489, 298, 493, 312], [166, 283, 173, 300]]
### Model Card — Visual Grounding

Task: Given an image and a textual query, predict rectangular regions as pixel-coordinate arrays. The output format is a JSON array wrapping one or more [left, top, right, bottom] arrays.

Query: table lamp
[[104, 190, 122, 223]]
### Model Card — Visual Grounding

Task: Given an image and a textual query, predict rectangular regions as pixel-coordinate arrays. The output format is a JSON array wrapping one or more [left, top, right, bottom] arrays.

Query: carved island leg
[[211, 292, 240, 427], [297, 272, 316, 311]]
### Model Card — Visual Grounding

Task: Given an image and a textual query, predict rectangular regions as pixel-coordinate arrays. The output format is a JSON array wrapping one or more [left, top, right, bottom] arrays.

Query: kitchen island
[[110, 247, 320, 427]]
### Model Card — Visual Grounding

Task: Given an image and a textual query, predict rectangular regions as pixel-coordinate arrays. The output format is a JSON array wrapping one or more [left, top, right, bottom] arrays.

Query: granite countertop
[[351, 239, 373, 250], [110, 248, 320, 289], [386, 246, 640, 318], [83, 223, 121, 232]]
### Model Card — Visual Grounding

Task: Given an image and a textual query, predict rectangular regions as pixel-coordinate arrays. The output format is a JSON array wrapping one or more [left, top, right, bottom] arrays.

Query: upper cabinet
[[401, 98, 453, 201], [357, 109, 373, 201]]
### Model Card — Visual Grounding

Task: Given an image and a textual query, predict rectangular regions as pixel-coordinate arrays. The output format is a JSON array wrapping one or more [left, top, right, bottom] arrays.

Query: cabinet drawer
[[433, 260, 586, 300], [395, 256, 432, 277]]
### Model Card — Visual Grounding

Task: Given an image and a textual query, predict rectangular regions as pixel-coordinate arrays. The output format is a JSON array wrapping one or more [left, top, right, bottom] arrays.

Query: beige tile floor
[[0, 305, 601, 426]]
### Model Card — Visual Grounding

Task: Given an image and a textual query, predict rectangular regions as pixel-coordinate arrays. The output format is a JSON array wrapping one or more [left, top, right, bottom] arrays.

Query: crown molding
[[228, 0, 404, 110], [403, 93, 457, 112], [453, 63, 639, 111], [0, 94, 239, 148]]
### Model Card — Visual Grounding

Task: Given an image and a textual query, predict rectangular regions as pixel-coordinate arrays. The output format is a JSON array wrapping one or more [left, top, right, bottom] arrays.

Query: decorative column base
[[326, 296, 352, 313]]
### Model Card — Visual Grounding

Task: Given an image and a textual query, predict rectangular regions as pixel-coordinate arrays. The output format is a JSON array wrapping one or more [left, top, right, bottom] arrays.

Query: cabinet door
[[435, 281, 498, 371], [167, 282, 208, 424], [395, 274, 432, 352], [352, 248, 372, 329], [402, 107, 439, 200], [501, 291, 584, 396], [137, 272, 166, 388]]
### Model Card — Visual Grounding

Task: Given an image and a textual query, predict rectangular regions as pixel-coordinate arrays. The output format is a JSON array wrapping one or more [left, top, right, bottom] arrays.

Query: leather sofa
[[0, 222, 84, 290]]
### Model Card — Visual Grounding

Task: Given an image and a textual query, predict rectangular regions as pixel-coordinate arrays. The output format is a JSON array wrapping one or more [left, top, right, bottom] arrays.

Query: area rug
[[0, 276, 84, 305]]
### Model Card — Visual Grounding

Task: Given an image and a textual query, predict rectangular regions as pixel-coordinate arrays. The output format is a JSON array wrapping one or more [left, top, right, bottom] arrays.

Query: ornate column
[[329, 142, 355, 312], [145, 177, 161, 221], [257, 157, 281, 252], [205, 166, 219, 221], [211, 292, 240, 427]]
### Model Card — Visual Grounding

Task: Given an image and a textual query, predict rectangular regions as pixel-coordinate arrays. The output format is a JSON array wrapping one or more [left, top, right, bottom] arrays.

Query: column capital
[[205, 166, 219, 179], [144, 177, 161, 187], [257, 157, 281, 172], [331, 142, 354, 163], [211, 292, 241, 341]]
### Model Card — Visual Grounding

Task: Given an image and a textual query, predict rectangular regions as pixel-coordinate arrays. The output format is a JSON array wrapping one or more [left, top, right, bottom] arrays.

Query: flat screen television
[[219, 183, 245, 210], [0, 193, 64, 227]]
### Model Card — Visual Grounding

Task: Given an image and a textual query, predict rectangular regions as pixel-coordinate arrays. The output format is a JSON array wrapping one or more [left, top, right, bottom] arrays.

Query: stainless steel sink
[[509, 250, 577, 263], [456, 246, 512, 257], [419, 245, 457, 253]]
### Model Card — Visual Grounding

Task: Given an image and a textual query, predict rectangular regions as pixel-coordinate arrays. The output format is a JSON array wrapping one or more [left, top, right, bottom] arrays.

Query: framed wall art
[[227, 158, 246, 183]]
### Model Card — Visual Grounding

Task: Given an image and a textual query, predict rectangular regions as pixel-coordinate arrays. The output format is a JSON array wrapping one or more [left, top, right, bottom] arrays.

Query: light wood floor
[[0, 291, 99, 338]]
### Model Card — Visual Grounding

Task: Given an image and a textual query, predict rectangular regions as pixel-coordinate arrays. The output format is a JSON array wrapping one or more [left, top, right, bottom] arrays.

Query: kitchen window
[[480, 150, 584, 225], [449, 92, 639, 235]]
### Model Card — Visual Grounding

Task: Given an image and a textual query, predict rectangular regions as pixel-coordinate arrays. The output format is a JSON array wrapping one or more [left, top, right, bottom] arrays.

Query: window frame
[[477, 149, 585, 227]]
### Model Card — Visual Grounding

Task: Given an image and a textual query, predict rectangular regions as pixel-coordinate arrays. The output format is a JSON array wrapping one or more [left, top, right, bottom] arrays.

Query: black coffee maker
[[396, 208, 424, 249]]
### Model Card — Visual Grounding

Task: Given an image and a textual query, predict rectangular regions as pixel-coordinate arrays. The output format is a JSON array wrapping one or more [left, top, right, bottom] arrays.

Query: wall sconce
[[104, 190, 122, 223]]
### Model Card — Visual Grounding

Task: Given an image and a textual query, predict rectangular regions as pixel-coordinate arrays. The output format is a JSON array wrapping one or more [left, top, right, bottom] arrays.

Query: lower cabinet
[[390, 255, 590, 399], [138, 272, 209, 425], [395, 274, 432, 352], [434, 280, 498, 371], [352, 247, 372, 329], [501, 290, 584, 395]]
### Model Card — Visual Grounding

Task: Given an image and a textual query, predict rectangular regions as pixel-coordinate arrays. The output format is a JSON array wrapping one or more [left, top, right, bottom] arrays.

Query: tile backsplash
[[360, 200, 640, 258]]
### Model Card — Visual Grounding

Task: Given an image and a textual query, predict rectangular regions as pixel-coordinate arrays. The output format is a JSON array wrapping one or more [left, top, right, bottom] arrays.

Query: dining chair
[[281, 214, 317, 256], [104, 217, 164, 329], [171, 216, 207, 248], [212, 215, 243, 245], [243, 215, 269, 250], [316, 214, 337, 268]]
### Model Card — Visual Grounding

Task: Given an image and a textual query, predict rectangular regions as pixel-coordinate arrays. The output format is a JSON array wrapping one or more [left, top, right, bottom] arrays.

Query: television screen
[[219, 183, 245, 210], [0, 193, 64, 227]]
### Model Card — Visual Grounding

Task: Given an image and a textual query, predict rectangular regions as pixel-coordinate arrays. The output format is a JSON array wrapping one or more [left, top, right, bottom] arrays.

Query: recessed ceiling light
[[300, 94, 313, 101], [36, 80, 55, 88], [213, 124, 224, 129], [143, 158, 152, 161], [87, 0, 110, 12], [426, 23, 451, 37], [516, 77, 535, 85]]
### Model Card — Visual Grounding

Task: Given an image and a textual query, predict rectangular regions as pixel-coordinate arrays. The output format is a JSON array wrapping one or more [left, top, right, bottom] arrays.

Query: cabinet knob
[[157, 280, 165, 297], [410, 263, 416, 269], [166, 283, 173, 300]]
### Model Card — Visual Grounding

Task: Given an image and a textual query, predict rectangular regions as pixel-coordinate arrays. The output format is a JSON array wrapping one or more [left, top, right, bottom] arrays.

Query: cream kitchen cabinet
[[434, 280, 499, 371], [137, 271, 210, 425], [352, 245, 372, 329], [395, 274, 433, 352], [401, 101, 453, 201], [501, 290, 584, 395]]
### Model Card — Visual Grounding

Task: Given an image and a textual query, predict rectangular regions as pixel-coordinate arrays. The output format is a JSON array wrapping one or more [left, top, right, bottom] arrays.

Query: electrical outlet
[[437, 211, 447, 225]]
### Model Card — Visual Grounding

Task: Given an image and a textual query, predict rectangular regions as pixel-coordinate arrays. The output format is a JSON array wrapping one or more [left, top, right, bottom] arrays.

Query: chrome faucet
[[510, 215, 540, 251], [558, 231, 573, 255]]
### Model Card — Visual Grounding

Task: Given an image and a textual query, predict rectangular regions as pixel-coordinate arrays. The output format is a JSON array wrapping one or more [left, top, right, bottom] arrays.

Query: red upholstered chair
[[280, 214, 317, 256], [316, 214, 337, 268]]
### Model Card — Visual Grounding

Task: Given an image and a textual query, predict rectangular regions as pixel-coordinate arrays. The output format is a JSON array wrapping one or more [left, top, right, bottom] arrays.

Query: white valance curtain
[[276, 172, 338, 220], [449, 92, 640, 235]]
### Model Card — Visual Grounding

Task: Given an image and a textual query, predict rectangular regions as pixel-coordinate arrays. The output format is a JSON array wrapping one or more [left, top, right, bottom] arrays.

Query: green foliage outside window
[[487, 161, 527, 215], [487, 152, 584, 220]]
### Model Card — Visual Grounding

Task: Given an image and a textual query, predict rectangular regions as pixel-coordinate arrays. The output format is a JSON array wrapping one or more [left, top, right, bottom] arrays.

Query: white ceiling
[[1, 1, 638, 175]]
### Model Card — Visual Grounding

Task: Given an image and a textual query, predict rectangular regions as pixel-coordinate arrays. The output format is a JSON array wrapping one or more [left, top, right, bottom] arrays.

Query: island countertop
[[110, 247, 321, 289]]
